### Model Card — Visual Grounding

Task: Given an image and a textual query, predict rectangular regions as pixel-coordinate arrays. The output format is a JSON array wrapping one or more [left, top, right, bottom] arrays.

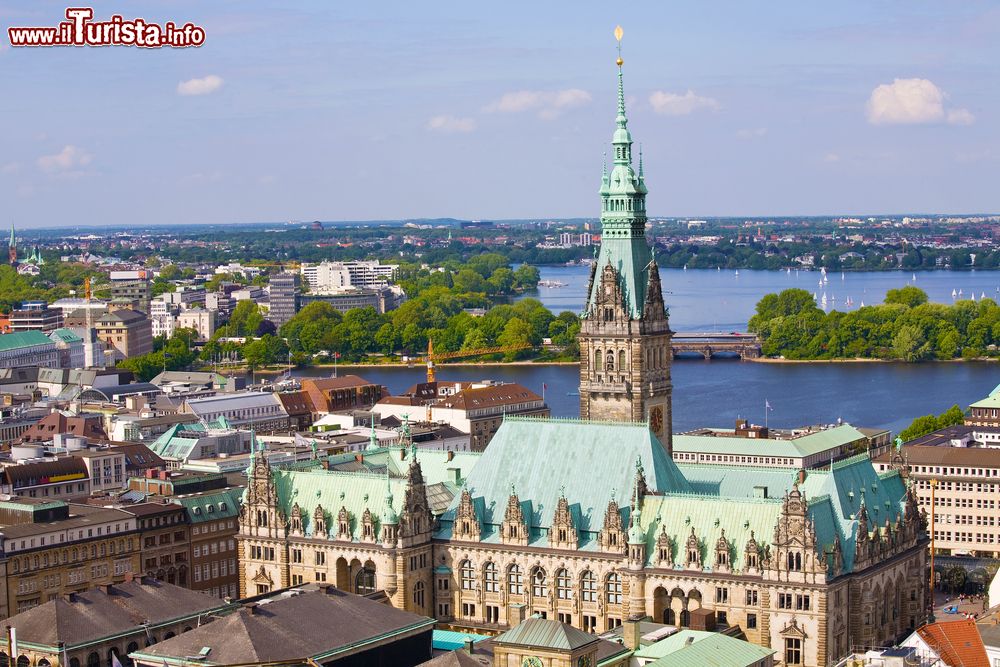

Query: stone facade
[[577, 57, 672, 450]]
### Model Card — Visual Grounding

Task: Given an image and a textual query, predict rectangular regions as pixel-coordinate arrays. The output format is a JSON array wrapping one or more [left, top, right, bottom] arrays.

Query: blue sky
[[1, 1, 998, 228]]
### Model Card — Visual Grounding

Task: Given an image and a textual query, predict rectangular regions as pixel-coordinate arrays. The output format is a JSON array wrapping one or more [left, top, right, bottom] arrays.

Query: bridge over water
[[671, 332, 761, 360]]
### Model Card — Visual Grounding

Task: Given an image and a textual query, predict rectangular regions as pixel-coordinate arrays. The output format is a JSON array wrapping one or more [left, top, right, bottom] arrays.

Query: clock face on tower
[[649, 405, 663, 434]]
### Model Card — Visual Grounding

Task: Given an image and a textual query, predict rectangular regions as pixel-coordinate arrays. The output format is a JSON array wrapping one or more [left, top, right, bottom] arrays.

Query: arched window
[[460, 560, 475, 590], [126, 642, 139, 658], [555, 569, 572, 600], [354, 567, 376, 594], [87, 653, 100, 667], [413, 581, 425, 607], [618, 349, 626, 372], [38, 660, 50, 667], [580, 571, 596, 602], [531, 567, 547, 598], [484, 562, 499, 593], [0, 651, 8, 667], [507, 565, 523, 595], [606, 573, 622, 605], [787, 552, 802, 571], [606, 352, 615, 371], [70, 660, 80, 667], [594, 350, 602, 369]]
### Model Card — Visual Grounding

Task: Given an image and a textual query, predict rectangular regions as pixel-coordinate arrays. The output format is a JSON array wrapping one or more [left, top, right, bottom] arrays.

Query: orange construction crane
[[420, 339, 532, 383]]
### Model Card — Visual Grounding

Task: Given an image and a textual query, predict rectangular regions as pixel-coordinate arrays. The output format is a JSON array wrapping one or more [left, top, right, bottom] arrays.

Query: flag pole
[[764, 399, 768, 429]]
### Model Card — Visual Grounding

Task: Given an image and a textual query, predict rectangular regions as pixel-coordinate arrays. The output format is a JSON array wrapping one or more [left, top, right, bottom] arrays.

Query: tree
[[498, 317, 534, 359], [512, 264, 540, 290], [227, 301, 264, 337], [885, 286, 928, 308], [891, 325, 928, 361], [899, 404, 965, 442]]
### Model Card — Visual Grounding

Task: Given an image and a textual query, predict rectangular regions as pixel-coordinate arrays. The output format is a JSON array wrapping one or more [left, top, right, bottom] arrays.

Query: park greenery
[[118, 328, 200, 381], [898, 404, 965, 442], [185, 255, 578, 370], [748, 286, 1000, 360]]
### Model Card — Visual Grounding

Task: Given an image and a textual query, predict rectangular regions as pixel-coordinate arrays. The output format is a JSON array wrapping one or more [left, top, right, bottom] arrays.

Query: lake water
[[295, 267, 1000, 437], [524, 266, 1000, 331], [296, 361, 999, 437]]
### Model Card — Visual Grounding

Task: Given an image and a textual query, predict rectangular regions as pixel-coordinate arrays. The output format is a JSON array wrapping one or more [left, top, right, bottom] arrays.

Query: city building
[[150, 418, 252, 469], [300, 375, 387, 416], [267, 272, 299, 327], [239, 417, 926, 667], [95, 309, 153, 362], [0, 331, 60, 369], [300, 260, 398, 291], [375, 382, 549, 451], [108, 270, 152, 313], [235, 56, 929, 667], [9, 307, 63, 333], [899, 618, 989, 667], [48, 327, 85, 368], [176, 307, 215, 340], [150, 298, 177, 338], [674, 422, 872, 469], [0, 498, 142, 618], [130, 586, 435, 667], [181, 392, 290, 431], [150, 370, 246, 397], [0, 578, 232, 667], [72, 448, 127, 493], [0, 457, 91, 499], [172, 486, 244, 598], [577, 56, 672, 449], [19, 412, 107, 443], [126, 502, 192, 586], [875, 437, 1000, 558], [967, 385, 1000, 427], [299, 286, 403, 314]]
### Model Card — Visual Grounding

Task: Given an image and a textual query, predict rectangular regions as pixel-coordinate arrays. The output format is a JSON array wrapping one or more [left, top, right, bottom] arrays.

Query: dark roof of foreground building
[[3, 578, 231, 648], [132, 586, 434, 665], [419, 651, 491, 666]]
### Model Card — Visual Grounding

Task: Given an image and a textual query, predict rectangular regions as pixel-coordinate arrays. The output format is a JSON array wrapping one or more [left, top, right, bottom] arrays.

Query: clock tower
[[578, 30, 673, 452]]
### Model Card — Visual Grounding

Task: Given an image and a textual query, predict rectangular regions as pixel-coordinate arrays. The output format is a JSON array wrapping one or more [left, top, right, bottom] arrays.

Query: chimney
[[243, 602, 258, 615], [446, 450, 454, 462], [508, 603, 526, 627], [98, 584, 114, 595], [798, 468, 807, 485], [623, 613, 644, 650], [463, 639, 475, 654]]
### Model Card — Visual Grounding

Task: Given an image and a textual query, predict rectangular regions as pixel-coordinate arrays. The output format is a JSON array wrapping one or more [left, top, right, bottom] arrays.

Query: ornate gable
[[501, 486, 530, 546], [453, 488, 481, 542], [598, 497, 626, 553], [549, 489, 577, 550]]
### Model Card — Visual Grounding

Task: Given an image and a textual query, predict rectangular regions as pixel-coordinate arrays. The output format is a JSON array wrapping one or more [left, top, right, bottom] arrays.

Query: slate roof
[[131, 587, 434, 665], [435, 384, 542, 411], [1, 579, 229, 648], [494, 617, 598, 651], [916, 619, 990, 667]]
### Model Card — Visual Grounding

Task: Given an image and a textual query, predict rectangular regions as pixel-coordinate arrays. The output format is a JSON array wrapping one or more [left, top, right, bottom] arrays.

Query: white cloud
[[484, 89, 591, 120], [426, 115, 477, 133], [823, 152, 841, 163], [736, 127, 767, 139], [649, 90, 720, 116], [947, 108, 975, 126], [177, 74, 224, 96], [37, 145, 92, 172], [866, 78, 973, 126]]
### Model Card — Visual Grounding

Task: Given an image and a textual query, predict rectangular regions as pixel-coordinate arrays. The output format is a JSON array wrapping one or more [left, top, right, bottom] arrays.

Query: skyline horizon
[[3, 2, 998, 229]]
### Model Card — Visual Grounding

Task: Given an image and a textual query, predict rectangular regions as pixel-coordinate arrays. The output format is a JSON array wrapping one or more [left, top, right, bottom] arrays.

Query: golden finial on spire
[[614, 25, 624, 67]]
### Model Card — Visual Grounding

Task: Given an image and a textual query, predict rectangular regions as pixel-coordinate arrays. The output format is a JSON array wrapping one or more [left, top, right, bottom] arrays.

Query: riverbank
[[236, 360, 580, 376], [749, 356, 998, 364]]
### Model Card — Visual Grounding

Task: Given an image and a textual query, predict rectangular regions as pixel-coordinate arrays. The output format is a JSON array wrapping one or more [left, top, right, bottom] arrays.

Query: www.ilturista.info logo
[[7, 7, 206, 48]]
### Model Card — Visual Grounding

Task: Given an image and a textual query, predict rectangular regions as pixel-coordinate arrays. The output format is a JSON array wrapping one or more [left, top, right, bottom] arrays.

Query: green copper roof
[[272, 468, 403, 540], [49, 328, 82, 344], [586, 61, 655, 319], [173, 487, 243, 524], [494, 617, 598, 651], [438, 417, 691, 540], [0, 330, 55, 352], [638, 629, 775, 666], [674, 424, 867, 459], [149, 417, 235, 460]]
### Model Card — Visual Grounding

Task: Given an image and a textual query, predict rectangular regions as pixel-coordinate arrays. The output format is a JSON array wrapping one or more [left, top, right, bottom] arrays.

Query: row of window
[[458, 562, 622, 604], [10, 540, 135, 574]]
